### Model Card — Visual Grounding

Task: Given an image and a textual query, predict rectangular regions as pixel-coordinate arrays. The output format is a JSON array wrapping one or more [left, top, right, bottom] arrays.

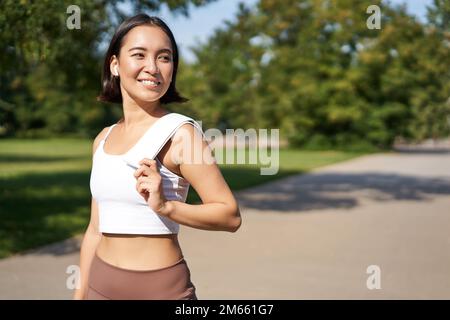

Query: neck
[[120, 92, 167, 128]]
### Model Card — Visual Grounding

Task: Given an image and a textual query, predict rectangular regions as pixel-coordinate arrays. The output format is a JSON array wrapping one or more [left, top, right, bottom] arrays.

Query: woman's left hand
[[134, 158, 168, 215]]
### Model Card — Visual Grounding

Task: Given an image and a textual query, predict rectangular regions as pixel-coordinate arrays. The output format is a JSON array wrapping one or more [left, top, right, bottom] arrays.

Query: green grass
[[0, 138, 370, 258]]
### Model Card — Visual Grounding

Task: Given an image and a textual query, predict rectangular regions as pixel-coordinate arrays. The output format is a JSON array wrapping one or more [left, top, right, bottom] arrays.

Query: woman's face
[[111, 25, 174, 104]]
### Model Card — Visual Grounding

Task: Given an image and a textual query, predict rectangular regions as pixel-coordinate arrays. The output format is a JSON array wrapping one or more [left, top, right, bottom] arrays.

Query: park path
[[1, 150, 449, 299]]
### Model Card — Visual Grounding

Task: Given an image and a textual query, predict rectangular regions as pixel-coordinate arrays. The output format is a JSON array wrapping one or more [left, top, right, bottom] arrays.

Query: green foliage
[[181, 0, 450, 148], [0, 0, 217, 138], [0, 0, 449, 148]]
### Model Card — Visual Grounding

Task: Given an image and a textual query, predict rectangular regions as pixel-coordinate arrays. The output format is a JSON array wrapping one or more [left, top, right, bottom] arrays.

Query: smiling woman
[[97, 15, 188, 105], [73, 13, 242, 301]]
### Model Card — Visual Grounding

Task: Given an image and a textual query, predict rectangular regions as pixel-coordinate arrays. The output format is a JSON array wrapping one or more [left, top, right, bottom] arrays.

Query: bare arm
[[73, 198, 102, 299], [73, 128, 108, 299], [160, 123, 242, 232]]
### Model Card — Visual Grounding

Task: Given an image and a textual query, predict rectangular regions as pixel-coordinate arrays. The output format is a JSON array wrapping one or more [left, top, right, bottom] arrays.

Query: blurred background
[[2, 0, 449, 145], [0, 0, 449, 299]]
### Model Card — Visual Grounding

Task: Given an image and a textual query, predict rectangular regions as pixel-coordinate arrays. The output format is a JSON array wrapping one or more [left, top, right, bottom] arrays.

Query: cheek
[[122, 60, 141, 78], [160, 63, 173, 79]]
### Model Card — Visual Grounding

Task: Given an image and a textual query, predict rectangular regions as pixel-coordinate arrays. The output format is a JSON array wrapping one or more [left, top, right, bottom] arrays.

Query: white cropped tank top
[[89, 112, 205, 235]]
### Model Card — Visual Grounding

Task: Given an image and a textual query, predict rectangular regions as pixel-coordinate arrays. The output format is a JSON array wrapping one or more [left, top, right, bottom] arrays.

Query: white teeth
[[140, 80, 159, 86]]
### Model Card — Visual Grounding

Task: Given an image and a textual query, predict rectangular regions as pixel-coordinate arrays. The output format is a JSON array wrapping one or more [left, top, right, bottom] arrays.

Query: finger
[[139, 158, 156, 167], [141, 182, 153, 193], [135, 164, 161, 179], [137, 175, 151, 183], [136, 179, 152, 193], [136, 180, 145, 193], [134, 166, 144, 178], [134, 166, 152, 178], [138, 180, 155, 194], [140, 158, 160, 173]]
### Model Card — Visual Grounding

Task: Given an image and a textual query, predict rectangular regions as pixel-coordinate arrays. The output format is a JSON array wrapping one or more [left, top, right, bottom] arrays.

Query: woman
[[73, 14, 242, 300]]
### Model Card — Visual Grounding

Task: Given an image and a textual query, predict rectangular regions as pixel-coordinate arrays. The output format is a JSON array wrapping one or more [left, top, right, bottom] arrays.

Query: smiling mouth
[[138, 79, 161, 87]]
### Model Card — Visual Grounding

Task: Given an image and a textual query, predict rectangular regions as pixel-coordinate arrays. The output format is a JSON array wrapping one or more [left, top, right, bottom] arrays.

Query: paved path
[[1, 151, 450, 299]]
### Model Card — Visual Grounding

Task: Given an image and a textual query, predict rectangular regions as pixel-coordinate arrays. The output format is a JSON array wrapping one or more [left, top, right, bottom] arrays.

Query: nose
[[143, 58, 160, 75]]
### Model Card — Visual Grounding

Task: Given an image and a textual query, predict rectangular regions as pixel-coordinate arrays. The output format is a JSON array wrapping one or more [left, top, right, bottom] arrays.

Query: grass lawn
[[0, 138, 370, 258]]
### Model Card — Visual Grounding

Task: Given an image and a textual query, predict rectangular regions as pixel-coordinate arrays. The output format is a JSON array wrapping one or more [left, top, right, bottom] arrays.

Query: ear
[[110, 55, 119, 76]]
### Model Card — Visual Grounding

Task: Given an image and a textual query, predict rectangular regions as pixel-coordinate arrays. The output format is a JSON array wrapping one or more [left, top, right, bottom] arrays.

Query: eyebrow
[[128, 47, 172, 54]]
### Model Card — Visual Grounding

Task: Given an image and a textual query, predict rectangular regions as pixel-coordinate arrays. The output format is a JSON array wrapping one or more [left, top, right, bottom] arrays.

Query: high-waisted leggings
[[86, 253, 197, 300]]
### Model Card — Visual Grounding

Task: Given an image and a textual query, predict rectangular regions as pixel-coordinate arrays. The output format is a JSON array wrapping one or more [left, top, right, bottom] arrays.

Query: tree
[[0, 0, 218, 137], [183, 0, 450, 149]]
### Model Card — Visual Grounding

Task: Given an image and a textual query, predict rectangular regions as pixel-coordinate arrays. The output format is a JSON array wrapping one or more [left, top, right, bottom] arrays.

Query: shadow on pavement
[[20, 236, 82, 256], [393, 148, 450, 154], [236, 172, 450, 212]]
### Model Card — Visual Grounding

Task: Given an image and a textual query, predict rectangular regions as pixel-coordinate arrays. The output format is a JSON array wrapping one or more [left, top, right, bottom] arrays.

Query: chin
[[136, 96, 162, 103], [125, 86, 168, 104], [130, 90, 162, 102]]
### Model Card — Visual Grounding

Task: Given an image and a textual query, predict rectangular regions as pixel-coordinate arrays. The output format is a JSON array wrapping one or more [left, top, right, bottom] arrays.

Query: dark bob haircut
[[97, 14, 189, 104]]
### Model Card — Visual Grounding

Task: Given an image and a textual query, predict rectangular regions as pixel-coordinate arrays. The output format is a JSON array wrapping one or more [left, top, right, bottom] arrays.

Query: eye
[[132, 53, 145, 58], [159, 55, 171, 62]]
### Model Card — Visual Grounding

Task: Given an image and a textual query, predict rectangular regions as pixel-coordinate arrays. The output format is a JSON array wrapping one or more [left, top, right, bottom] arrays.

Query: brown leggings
[[86, 253, 197, 300]]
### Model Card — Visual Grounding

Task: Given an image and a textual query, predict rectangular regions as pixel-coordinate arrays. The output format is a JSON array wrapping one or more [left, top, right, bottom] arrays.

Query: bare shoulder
[[92, 126, 111, 154], [172, 122, 202, 141], [171, 122, 212, 162]]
